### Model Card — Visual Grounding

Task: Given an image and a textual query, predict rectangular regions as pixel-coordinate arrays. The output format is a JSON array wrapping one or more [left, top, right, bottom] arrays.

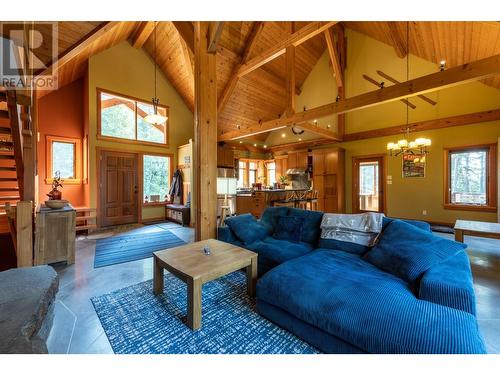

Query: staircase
[[0, 90, 22, 218]]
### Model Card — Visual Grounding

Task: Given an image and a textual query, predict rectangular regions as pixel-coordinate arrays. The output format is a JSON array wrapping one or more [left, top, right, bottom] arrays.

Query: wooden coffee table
[[454, 219, 500, 242], [153, 239, 258, 330]]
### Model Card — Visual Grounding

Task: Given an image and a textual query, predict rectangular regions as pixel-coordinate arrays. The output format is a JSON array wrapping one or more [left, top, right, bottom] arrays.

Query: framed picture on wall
[[402, 154, 426, 178]]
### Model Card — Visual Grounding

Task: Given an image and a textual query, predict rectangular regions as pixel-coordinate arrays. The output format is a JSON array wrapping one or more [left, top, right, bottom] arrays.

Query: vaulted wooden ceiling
[[4, 21, 498, 140]]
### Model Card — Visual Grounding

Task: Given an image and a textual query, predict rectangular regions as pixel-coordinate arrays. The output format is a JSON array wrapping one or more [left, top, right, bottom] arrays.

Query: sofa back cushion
[[225, 214, 269, 245], [364, 219, 466, 287], [260, 207, 290, 234], [382, 216, 431, 232], [274, 216, 304, 243], [317, 238, 369, 255], [287, 208, 324, 245]]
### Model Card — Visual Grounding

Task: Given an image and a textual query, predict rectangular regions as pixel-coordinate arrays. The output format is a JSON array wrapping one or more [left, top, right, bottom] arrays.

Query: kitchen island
[[236, 188, 310, 218]]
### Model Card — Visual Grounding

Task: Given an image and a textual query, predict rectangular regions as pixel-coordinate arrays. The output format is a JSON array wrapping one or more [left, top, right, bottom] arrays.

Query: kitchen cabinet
[[274, 155, 288, 179], [312, 148, 345, 213], [287, 150, 308, 170], [217, 146, 235, 168]]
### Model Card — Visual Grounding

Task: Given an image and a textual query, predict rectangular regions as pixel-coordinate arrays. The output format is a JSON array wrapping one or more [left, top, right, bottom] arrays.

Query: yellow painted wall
[[87, 41, 194, 221], [268, 29, 500, 224]]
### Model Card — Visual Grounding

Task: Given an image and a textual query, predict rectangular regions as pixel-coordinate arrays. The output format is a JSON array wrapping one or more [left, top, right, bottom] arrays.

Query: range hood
[[286, 168, 307, 175]]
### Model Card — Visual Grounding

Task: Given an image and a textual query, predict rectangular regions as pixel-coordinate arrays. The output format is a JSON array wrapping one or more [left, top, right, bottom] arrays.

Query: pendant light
[[387, 22, 430, 158], [145, 22, 168, 125]]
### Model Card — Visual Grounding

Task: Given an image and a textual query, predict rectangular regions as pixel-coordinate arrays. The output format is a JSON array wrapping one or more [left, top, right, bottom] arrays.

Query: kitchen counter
[[236, 188, 310, 218]]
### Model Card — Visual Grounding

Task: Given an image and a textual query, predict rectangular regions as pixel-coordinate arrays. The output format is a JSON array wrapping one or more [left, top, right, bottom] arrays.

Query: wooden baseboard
[[141, 216, 166, 225]]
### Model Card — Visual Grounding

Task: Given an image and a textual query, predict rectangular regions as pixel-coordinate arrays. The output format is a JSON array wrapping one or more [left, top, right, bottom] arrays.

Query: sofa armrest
[[418, 251, 476, 316], [217, 226, 240, 244]]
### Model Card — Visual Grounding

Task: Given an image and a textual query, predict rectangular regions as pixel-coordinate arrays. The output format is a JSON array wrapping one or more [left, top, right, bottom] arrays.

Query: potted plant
[[47, 171, 63, 200]]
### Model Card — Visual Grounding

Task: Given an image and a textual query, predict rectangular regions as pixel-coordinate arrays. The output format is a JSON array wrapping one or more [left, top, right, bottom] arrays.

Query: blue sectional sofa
[[218, 207, 486, 354]]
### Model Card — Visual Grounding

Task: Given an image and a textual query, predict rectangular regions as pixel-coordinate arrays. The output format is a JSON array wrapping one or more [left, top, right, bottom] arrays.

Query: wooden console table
[[454, 219, 500, 242]]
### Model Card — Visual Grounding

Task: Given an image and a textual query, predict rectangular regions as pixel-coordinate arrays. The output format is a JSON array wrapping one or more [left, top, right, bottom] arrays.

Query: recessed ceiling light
[[313, 119, 318, 124], [239, 140, 243, 144], [263, 145, 267, 148], [327, 124, 331, 128], [253, 143, 257, 147], [281, 133, 286, 138], [298, 138, 302, 141]]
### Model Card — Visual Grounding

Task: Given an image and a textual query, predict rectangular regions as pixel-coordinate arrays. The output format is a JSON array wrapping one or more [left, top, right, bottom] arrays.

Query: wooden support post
[[285, 46, 296, 116], [16, 201, 33, 268], [335, 25, 346, 138], [193, 22, 218, 241]]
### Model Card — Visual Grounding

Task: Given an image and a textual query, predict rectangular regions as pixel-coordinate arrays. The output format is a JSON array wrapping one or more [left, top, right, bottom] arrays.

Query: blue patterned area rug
[[94, 230, 186, 268], [91, 271, 320, 354]]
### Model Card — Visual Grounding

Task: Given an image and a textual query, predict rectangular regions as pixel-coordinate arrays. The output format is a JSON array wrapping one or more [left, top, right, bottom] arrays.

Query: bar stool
[[219, 205, 231, 227], [294, 190, 309, 210], [272, 191, 296, 208], [306, 190, 319, 211]]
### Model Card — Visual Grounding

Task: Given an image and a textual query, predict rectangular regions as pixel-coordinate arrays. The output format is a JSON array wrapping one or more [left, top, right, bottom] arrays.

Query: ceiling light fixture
[[281, 133, 286, 138], [263, 145, 267, 149], [145, 22, 168, 126], [387, 22, 431, 159]]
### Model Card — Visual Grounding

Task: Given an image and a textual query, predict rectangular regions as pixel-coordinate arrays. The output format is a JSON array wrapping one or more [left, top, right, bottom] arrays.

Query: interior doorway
[[352, 156, 385, 213], [99, 150, 139, 227]]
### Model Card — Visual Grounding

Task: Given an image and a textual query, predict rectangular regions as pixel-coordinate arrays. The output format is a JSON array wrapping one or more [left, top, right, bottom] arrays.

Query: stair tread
[[0, 196, 20, 200], [0, 178, 17, 181], [0, 167, 16, 171], [0, 188, 19, 191], [0, 155, 15, 159]]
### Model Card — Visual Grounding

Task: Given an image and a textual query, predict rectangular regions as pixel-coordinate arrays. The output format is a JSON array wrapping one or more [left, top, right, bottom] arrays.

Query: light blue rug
[[94, 230, 186, 268], [91, 271, 320, 354]]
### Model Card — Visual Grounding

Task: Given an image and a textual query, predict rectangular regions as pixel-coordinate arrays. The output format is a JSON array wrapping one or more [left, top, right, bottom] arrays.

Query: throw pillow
[[225, 214, 268, 245], [274, 215, 304, 243], [364, 219, 466, 286]]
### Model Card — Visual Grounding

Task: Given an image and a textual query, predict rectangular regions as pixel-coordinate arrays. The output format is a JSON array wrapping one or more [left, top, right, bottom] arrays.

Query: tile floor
[[47, 224, 500, 354]]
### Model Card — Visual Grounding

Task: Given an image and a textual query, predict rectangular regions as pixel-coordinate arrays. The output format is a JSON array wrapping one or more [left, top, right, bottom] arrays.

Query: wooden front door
[[352, 156, 385, 214], [99, 151, 139, 227]]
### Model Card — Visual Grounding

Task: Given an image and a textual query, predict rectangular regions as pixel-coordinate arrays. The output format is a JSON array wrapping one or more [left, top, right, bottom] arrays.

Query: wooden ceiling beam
[[172, 21, 194, 52], [387, 22, 408, 58], [324, 28, 343, 87], [217, 22, 265, 113], [207, 22, 225, 54], [248, 52, 500, 134], [362, 74, 416, 109], [376, 70, 437, 106], [343, 108, 500, 142], [284, 46, 296, 116], [131, 21, 156, 49], [237, 21, 337, 78], [37, 22, 121, 77], [296, 123, 341, 140], [269, 138, 333, 153]]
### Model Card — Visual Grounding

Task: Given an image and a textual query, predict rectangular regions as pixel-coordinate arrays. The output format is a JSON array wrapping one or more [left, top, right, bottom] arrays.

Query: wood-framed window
[[97, 88, 169, 146], [237, 159, 264, 188], [142, 153, 173, 205], [266, 160, 276, 185], [444, 143, 497, 212], [45, 135, 82, 185]]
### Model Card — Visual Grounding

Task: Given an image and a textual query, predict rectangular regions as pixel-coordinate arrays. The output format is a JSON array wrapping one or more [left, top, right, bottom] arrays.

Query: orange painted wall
[[37, 79, 88, 207]]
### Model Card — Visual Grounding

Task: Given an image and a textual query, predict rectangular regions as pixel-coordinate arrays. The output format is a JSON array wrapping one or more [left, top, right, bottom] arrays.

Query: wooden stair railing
[[1, 88, 34, 267], [5, 201, 33, 267]]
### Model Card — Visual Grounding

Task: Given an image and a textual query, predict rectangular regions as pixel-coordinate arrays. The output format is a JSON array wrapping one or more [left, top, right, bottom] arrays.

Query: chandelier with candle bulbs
[[386, 127, 431, 157], [386, 22, 431, 160]]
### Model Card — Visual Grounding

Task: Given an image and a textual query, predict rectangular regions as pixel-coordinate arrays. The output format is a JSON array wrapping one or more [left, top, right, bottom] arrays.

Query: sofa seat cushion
[[225, 213, 269, 245], [364, 220, 466, 287], [247, 237, 314, 272], [257, 249, 486, 354]]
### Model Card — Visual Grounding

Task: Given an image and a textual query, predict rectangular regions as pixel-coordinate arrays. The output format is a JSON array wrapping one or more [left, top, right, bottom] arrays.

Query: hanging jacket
[[169, 169, 183, 198]]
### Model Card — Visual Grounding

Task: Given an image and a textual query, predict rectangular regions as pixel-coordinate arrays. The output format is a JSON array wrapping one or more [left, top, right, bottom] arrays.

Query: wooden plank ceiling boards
[[5, 20, 497, 144]]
